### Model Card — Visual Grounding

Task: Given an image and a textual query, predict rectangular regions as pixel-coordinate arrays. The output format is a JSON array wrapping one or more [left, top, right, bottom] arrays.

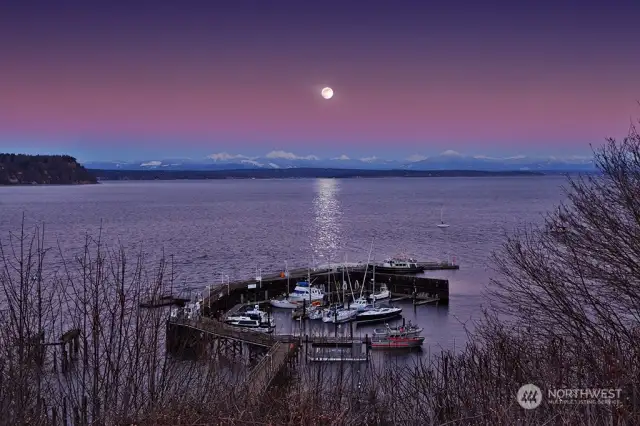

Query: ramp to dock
[[244, 341, 297, 398], [170, 317, 275, 348]]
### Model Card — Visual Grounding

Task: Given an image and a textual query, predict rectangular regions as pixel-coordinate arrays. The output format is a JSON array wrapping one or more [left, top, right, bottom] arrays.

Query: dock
[[202, 263, 451, 318], [165, 260, 453, 405]]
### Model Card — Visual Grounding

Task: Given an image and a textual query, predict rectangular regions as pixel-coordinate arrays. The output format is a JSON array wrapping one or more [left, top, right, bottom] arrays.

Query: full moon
[[321, 87, 334, 99]]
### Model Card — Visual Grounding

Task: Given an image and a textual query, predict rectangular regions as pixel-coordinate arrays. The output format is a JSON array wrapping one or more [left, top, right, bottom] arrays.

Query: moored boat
[[270, 297, 300, 309], [322, 306, 358, 323], [373, 320, 423, 337], [373, 256, 424, 274], [288, 281, 325, 303], [369, 283, 390, 301], [224, 305, 275, 333], [355, 305, 402, 324], [370, 335, 425, 349]]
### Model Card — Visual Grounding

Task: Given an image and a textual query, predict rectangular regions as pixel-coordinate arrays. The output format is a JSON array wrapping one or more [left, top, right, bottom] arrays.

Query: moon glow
[[321, 87, 334, 99]]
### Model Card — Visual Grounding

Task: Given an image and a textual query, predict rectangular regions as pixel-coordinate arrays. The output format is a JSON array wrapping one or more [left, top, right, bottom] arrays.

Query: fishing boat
[[224, 305, 275, 333], [373, 256, 424, 274], [373, 320, 423, 337], [370, 335, 425, 349]]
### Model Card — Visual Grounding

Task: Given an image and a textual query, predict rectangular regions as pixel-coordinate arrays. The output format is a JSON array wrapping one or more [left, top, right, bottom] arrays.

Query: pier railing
[[168, 316, 276, 347], [245, 341, 293, 398]]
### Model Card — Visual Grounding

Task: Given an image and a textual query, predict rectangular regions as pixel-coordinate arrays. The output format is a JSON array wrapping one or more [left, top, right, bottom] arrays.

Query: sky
[[1, 0, 639, 162]]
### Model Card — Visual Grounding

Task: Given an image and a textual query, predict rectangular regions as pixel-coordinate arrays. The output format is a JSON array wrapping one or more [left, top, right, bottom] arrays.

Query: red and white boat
[[370, 335, 425, 349]]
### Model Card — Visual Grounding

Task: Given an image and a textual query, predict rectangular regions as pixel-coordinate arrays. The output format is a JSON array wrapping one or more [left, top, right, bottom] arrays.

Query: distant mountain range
[[84, 150, 596, 172]]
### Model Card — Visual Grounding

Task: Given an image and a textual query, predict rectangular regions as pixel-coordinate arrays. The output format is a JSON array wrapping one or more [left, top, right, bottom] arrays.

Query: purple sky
[[1, 0, 639, 161]]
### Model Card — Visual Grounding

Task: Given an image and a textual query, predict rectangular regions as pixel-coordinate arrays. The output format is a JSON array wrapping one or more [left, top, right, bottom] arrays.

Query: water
[[0, 176, 567, 352]]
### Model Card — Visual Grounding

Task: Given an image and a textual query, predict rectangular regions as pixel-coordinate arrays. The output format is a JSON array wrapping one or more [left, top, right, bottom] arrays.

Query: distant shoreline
[[89, 168, 547, 181]]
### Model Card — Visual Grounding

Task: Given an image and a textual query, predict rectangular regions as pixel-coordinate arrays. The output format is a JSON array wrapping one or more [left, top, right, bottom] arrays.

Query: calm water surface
[[0, 177, 566, 353]]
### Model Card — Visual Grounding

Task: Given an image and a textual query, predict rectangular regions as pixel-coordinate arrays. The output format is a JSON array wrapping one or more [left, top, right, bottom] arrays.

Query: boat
[[292, 300, 323, 320], [370, 335, 425, 349], [373, 320, 423, 337], [224, 305, 275, 333], [369, 283, 390, 301], [322, 305, 358, 324], [368, 266, 390, 301], [437, 206, 450, 228], [270, 261, 302, 308], [270, 298, 300, 309], [356, 304, 402, 325], [549, 207, 568, 234], [307, 305, 324, 320], [349, 296, 370, 312], [287, 281, 325, 303], [373, 256, 424, 274]]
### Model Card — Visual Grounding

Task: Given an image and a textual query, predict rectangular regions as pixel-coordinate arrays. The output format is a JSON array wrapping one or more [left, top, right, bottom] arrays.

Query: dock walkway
[[170, 317, 275, 348]]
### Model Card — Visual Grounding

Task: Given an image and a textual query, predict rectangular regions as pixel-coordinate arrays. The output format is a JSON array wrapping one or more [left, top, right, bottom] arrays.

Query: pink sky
[[1, 0, 639, 160]]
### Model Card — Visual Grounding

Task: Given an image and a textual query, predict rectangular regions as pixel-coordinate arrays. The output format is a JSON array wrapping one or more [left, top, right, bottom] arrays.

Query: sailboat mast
[[359, 239, 374, 299], [285, 260, 289, 293]]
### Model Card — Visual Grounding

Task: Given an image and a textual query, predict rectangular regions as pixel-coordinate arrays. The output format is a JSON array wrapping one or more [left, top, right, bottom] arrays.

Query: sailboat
[[322, 258, 357, 323], [437, 206, 450, 228]]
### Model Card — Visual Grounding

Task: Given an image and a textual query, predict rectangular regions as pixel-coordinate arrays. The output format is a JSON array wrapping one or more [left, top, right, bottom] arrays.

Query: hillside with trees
[[0, 154, 97, 185]]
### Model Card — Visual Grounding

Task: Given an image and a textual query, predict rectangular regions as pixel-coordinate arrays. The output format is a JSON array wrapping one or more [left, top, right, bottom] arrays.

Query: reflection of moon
[[321, 87, 334, 99]]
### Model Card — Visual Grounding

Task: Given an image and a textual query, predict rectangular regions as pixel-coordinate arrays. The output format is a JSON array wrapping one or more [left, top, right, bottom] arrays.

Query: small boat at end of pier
[[373, 256, 424, 274]]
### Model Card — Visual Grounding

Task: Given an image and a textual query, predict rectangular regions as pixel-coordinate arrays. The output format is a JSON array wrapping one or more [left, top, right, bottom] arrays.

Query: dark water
[[0, 176, 566, 352]]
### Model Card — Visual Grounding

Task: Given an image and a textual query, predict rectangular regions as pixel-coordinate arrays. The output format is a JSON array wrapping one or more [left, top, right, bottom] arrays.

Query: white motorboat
[[270, 297, 299, 309], [225, 305, 275, 333], [287, 281, 325, 303], [373, 257, 423, 274], [369, 283, 390, 301], [349, 297, 370, 312]]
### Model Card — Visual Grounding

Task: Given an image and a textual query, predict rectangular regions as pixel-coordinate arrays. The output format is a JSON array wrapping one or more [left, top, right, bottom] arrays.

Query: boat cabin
[[382, 258, 418, 269]]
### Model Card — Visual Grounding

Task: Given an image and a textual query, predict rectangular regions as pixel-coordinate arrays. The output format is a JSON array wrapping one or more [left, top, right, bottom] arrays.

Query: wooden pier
[[166, 316, 376, 400]]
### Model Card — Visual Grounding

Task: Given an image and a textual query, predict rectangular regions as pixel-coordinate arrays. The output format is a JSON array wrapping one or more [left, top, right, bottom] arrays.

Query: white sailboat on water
[[437, 206, 450, 228], [322, 256, 358, 323]]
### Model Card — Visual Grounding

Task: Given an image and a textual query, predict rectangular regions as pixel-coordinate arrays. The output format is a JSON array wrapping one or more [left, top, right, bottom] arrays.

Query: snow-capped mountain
[[83, 150, 596, 172]]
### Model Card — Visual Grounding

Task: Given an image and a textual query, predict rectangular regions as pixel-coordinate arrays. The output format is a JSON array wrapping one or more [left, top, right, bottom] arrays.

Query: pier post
[[365, 334, 370, 361]]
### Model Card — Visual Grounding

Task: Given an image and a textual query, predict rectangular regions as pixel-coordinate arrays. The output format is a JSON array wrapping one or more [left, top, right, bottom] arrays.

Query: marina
[[165, 257, 452, 403]]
